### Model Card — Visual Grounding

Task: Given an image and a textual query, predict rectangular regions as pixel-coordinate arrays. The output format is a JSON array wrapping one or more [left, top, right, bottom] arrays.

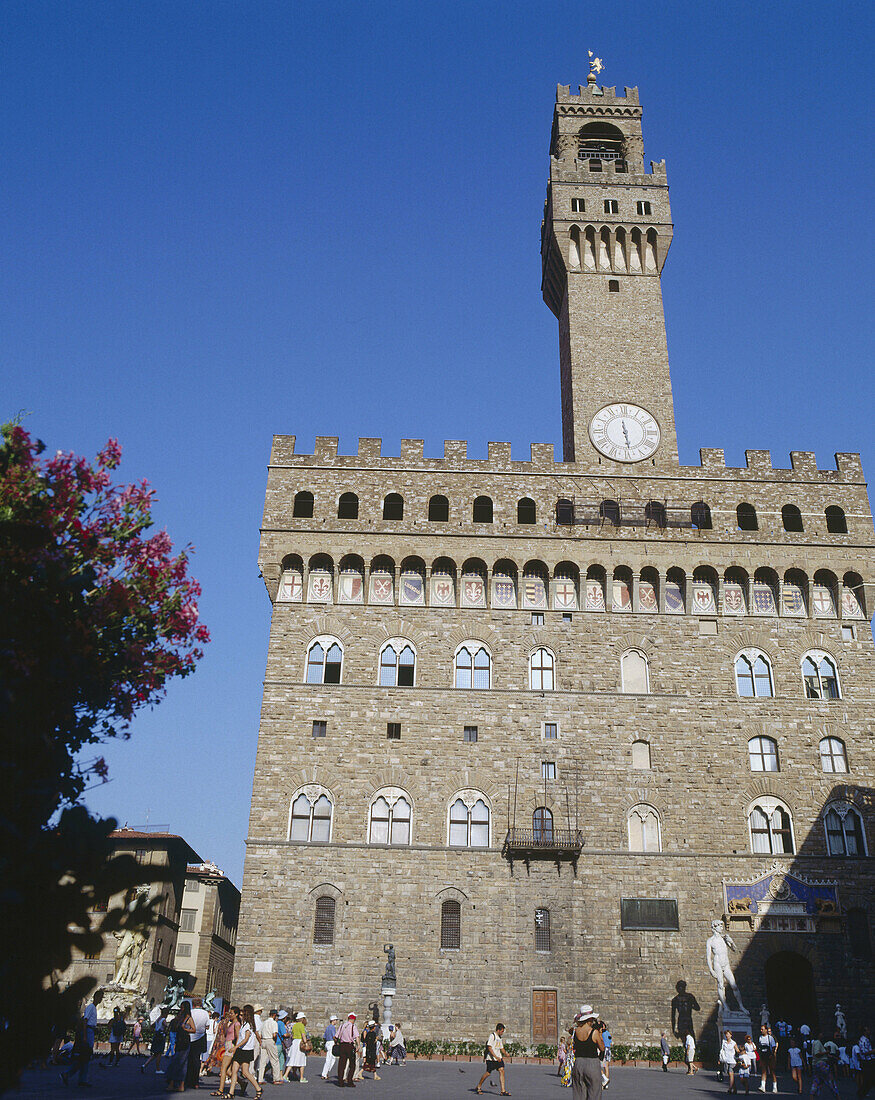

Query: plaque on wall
[[522, 576, 547, 609], [307, 571, 332, 603], [585, 579, 605, 611], [724, 867, 840, 933]]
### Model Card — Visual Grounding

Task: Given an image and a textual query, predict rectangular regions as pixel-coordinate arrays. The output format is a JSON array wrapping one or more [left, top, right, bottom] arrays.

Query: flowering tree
[[0, 424, 209, 1089]]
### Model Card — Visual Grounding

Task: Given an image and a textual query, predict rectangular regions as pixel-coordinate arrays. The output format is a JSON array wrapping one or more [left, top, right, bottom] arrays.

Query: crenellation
[[313, 436, 338, 460], [270, 434, 296, 463], [401, 438, 425, 460], [357, 437, 382, 459], [744, 449, 773, 472], [443, 440, 467, 461], [487, 441, 512, 465]]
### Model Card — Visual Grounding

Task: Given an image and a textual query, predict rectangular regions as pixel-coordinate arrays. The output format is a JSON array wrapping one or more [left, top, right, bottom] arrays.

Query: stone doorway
[[764, 951, 818, 1031], [532, 989, 558, 1045]]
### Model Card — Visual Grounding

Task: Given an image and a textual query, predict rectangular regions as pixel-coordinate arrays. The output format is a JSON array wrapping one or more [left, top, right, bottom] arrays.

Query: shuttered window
[[620, 898, 679, 930], [440, 900, 461, 949], [314, 897, 336, 945]]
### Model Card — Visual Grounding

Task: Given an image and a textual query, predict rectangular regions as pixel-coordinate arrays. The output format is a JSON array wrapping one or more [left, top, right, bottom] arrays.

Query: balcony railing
[[502, 827, 584, 863]]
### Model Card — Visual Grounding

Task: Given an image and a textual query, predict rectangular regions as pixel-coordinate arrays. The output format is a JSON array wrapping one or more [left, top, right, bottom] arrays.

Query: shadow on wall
[[698, 782, 874, 1046]]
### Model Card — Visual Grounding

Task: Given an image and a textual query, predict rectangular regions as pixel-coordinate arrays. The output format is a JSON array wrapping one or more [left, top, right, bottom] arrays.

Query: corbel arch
[[307, 881, 343, 900], [435, 886, 469, 903]]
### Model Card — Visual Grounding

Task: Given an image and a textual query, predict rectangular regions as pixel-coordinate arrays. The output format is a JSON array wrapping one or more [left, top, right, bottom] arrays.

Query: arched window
[[819, 736, 848, 773], [473, 496, 493, 523], [305, 638, 343, 684], [691, 501, 712, 530], [599, 499, 620, 526], [383, 493, 404, 520], [735, 651, 773, 698], [532, 807, 554, 844], [454, 644, 491, 689], [517, 497, 536, 524], [556, 498, 574, 524], [534, 908, 551, 952], [379, 642, 416, 687], [748, 736, 779, 772], [293, 491, 314, 518], [448, 797, 490, 848], [802, 652, 840, 699], [631, 741, 651, 769], [440, 900, 461, 949], [749, 802, 794, 854], [782, 504, 803, 532], [428, 494, 449, 522], [289, 791, 333, 842], [824, 802, 866, 857], [628, 805, 661, 852], [578, 121, 625, 161], [337, 492, 358, 519], [529, 647, 555, 691], [825, 506, 847, 534], [645, 500, 667, 528], [621, 649, 650, 693], [736, 502, 758, 531], [313, 897, 336, 944], [369, 791, 411, 845]]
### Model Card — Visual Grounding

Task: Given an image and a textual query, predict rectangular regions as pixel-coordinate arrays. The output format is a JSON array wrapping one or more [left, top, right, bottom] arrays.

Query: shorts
[[151, 1035, 166, 1056], [485, 1058, 504, 1072], [233, 1049, 254, 1064], [761, 1052, 776, 1071]]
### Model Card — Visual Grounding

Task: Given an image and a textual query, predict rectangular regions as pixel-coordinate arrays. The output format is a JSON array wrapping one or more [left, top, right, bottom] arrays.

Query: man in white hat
[[257, 1008, 281, 1085], [321, 1014, 340, 1080]]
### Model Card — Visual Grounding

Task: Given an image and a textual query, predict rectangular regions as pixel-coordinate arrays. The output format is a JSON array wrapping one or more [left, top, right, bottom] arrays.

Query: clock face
[[588, 403, 661, 462]]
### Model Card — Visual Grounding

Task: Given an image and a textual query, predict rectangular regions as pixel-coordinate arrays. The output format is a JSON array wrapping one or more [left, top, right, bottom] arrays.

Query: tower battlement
[[557, 83, 640, 105]]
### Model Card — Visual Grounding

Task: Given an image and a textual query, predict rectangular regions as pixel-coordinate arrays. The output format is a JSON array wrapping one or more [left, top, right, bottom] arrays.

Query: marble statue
[[383, 942, 396, 982], [706, 919, 745, 1011], [112, 927, 148, 989], [671, 980, 701, 1039], [760, 1003, 770, 1027], [835, 1004, 847, 1039], [160, 976, 187, 1011], [205, 990, 217, 1013]]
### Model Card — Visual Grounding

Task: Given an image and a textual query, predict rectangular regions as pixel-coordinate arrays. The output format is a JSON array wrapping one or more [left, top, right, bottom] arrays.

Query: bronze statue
[[383, 942, 396, 982]]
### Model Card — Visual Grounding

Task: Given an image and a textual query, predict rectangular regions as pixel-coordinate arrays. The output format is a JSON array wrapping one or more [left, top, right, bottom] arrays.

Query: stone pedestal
[[718, 1005, 753, 1042], [381, 979, 396, 1038]]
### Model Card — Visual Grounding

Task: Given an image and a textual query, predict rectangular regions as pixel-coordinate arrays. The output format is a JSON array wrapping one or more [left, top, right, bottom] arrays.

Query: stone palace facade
[[235, 73, 875, 1045]]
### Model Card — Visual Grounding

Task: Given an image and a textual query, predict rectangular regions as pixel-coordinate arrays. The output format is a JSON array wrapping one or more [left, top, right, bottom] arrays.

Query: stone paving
[[12, 1057, 861, 1099]]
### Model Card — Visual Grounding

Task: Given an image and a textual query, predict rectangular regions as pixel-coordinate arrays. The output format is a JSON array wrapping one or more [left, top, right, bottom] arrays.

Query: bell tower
[[541, 69, 679, 467]]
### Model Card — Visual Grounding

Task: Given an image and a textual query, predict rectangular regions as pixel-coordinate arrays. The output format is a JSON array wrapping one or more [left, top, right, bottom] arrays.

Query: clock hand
[[622, 420, 630, 445]]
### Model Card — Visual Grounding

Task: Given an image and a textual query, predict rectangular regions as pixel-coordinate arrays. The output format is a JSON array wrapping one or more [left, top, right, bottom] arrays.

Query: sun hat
[[330, 1015, 339, 1022], [296, 1012, 306, 1020], [576, 1005, 597, 1022], [278, 1011, 288, 1020], [254, 1004, 264, 1014]]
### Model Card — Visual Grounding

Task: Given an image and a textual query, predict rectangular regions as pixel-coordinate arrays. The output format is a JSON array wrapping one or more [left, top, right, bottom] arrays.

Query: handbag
[[301, 1035, 313, 1054]]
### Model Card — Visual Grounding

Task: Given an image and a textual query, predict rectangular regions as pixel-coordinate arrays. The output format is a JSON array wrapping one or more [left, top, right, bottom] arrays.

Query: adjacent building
[[235, 71, 875, 1044], [173, 862, 240, 1001]]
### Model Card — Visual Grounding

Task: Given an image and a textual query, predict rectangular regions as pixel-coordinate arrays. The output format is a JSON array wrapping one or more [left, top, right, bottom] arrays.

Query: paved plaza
[[13, 1058, 860, 1098]]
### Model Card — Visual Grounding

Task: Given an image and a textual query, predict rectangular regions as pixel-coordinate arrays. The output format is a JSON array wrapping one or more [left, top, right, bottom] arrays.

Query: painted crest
[[430, 575, 455, 606], [723, 584, 745, 615], [308, 573, 332, 603], [841, 587, 864, 619], [812, 585, 834, 617], [400, 573, 425, 606], [781, 584, 805, 617], [522, 578, 547, 609], [277, 572, 303, 602], [461, 577, 485, 607], [752, 582, 777, 615], [664, 581, 684, 614], [637, 581, 658, 613], [338, 573, 363, 603], [692, 583, 715, 614], [612, 579, 631, 612], [585, 579, 605, 612], [370, 574, 394, 604], [492, 578, 517, 608], [553, 579, 578, 610]]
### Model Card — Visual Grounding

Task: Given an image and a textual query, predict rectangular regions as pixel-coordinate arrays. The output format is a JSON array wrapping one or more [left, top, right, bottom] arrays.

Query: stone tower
[[541, 80, 677, 466], [234, 74, 875, 1049]]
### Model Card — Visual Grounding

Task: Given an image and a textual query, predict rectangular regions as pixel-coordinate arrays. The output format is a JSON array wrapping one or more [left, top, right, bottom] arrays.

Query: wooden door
[[532, 989, 558, 1044]]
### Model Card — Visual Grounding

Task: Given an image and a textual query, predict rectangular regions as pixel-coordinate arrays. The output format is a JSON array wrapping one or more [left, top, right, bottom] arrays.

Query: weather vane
[[587, 50, 604, 84]]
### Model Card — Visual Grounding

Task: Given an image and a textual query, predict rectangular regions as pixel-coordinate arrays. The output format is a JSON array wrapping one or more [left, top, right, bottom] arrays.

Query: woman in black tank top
[[570, 1008, 605, 1099]]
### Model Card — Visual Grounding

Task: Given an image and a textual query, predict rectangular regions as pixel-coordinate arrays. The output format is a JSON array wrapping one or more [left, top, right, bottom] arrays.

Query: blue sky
[[3, 1, 873, 884]]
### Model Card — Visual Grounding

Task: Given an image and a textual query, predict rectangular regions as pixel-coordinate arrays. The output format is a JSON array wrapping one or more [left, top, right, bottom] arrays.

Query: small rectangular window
[[589, 159, 602, 172], [541, 761, 557, 780], [571, 197, 585, 213], [608, 279, 620, 293], [387, 722, 401, 741], [135, 849, 147, 864], [186, 880, 200, 893], [179, 908, 197, 933], [603, 199, 619, 214], [544, 722, 558, 740], [175, 942, 192, 958], [562, 612, 573, 623], [312, 720, 327, 738], [463, 725, 478, 743], [636, 200, 652, 216], [620, 898, 679, 931], [531, 612, 545, 626], [614, 160, 628, 173], [842, 624, 856, 641]]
